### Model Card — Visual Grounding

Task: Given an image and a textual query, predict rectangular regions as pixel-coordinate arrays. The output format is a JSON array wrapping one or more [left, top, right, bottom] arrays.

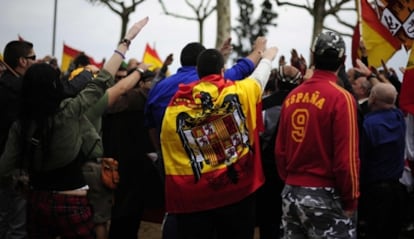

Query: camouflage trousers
[[281, 185, 356, 239]]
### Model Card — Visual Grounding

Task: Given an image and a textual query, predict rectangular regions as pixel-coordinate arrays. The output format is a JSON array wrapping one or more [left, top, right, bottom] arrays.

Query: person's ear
[[221, 68, 225, 76], [18, 57, 27, 67]]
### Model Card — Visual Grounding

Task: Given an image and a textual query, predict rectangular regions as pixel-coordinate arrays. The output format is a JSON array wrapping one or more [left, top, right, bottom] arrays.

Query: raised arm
[[246, 36, 267, 67], [107, 62, 149, 107], [104, 17, 149, 76], [250, 46, 278, 91]]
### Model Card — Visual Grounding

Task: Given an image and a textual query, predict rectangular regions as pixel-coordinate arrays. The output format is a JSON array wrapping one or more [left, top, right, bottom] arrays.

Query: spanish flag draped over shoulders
[[160, 75, 265, 213], [359, 0, 401, 68]]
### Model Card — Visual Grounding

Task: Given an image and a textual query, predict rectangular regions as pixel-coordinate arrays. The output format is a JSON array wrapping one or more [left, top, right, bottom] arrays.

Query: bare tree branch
[[158, 0, 216, 43], [85, 0, 146, 41], [158, 0, 199, 20], [275, 0, 308, 9], [274, 0, 356, 60], [325, 0, 354, 15], [332, 14, 354, 29]]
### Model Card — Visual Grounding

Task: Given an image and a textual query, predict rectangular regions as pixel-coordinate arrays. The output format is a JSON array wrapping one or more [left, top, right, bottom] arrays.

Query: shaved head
[[368, 83, 397, 110]]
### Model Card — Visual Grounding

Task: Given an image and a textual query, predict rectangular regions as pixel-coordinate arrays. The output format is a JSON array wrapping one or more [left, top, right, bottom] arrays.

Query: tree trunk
[[199, 19, 204, 44], [120, 13, 129, 41], [310, 0, 326, 64], [216, 0, 231, 48]]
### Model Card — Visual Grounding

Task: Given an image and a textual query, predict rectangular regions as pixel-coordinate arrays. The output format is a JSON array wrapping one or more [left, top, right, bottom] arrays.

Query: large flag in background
[[399, 45, 414, 115], [61, 43, 104, 73], [142, 43, 163, 71], [351, 23, 361, 67], [359, 0, 401, 68]]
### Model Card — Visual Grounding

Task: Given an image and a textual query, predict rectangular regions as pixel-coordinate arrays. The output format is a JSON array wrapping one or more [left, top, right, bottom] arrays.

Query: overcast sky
[[0, 0, 408, 76]]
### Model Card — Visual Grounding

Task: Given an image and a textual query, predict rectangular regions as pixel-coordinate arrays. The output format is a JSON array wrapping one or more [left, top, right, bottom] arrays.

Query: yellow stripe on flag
[[361, 21, 400, 68], [360, 0, 401, 68], [142, 43, 163, 71]]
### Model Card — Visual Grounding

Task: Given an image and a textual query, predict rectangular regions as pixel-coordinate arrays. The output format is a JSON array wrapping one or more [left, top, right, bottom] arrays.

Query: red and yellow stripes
[[142, 43, 163, 71], [331, 82, 359, 199], [359, 0, 401, 68]]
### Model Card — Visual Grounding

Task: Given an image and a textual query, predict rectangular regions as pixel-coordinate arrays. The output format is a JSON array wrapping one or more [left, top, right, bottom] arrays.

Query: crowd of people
[[0, 16, 414, 239]]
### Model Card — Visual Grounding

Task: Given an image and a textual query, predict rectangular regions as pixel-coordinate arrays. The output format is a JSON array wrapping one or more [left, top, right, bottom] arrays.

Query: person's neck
[[371, 103, 394, 112], [14, 67, 25, 77]]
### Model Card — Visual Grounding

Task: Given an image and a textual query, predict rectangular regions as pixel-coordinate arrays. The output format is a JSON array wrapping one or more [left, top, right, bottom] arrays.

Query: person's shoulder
[[323, 80, 353, 97], [0, 70, 19, 81], [160, 70, 198, 89], [363, 110, 386, 124], [0, 71, 21, 91], [230, 57, 254, 68]]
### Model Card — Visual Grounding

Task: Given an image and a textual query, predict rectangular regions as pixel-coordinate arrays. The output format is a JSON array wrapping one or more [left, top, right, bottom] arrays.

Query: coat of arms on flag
[[176, 93, 249, 182]]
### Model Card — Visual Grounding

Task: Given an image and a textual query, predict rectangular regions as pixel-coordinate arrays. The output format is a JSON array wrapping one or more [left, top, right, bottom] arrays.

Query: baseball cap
[[311, 31, 345, 58]]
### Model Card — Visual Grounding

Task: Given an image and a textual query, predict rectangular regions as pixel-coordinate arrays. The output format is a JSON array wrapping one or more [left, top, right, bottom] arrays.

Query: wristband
[[114, 49, 125, 59], [119, 38, 131, 48], [136, 67, 144, 77]]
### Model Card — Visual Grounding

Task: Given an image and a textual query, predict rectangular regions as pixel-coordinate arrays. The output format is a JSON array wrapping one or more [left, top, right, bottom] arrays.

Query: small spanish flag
[[142, 43, 163, 71]]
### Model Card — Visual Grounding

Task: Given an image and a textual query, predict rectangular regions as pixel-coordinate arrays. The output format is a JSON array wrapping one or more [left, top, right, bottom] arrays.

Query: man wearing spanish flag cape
[[160, 44, 278, 238]]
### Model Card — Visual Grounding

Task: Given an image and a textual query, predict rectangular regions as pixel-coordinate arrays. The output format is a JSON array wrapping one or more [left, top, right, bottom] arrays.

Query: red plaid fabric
[[27, 190, 94, 239]]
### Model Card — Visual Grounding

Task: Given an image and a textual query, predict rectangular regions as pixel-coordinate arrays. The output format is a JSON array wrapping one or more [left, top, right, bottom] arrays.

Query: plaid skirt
[[27, 190, 94, 239]]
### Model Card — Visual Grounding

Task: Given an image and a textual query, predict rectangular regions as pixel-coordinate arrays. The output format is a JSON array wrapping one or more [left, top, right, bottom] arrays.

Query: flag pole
[[52, 0, 58, 56], [357, 0, 362, 39]]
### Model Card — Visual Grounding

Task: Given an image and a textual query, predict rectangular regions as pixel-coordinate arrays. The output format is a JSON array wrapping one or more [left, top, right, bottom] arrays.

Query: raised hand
[[355, 58, 371, 76], [279, 55, 286, 66], [219, 37, 233, 59], [253, 36, 267, 54], [104, 17, 149, 76], [164, 53, 174, 66], [124, 17, 149, 41], [262, 46, 278, 61]]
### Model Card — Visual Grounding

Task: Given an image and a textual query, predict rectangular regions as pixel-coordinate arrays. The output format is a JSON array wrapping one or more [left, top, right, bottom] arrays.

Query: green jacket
[[0, 70, 113, 176]]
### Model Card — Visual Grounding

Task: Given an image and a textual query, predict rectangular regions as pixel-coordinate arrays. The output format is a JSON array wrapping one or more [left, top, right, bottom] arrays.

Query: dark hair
[[140, 70, 156, 82], [312, 31, 346, 71], [19, 63, 64, 170], [21, 63, 65, 120], [73, 52, 90, 68], [196, 49, 224, 78], [277, 65, 302, 91], [180, 42, 206, 66], [313, 49, 345, 71], [3, 40, 34, 68]]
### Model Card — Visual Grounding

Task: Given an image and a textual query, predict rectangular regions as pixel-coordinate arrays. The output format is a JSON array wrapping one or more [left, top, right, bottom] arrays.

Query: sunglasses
[[24, 55, 36, 61]]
